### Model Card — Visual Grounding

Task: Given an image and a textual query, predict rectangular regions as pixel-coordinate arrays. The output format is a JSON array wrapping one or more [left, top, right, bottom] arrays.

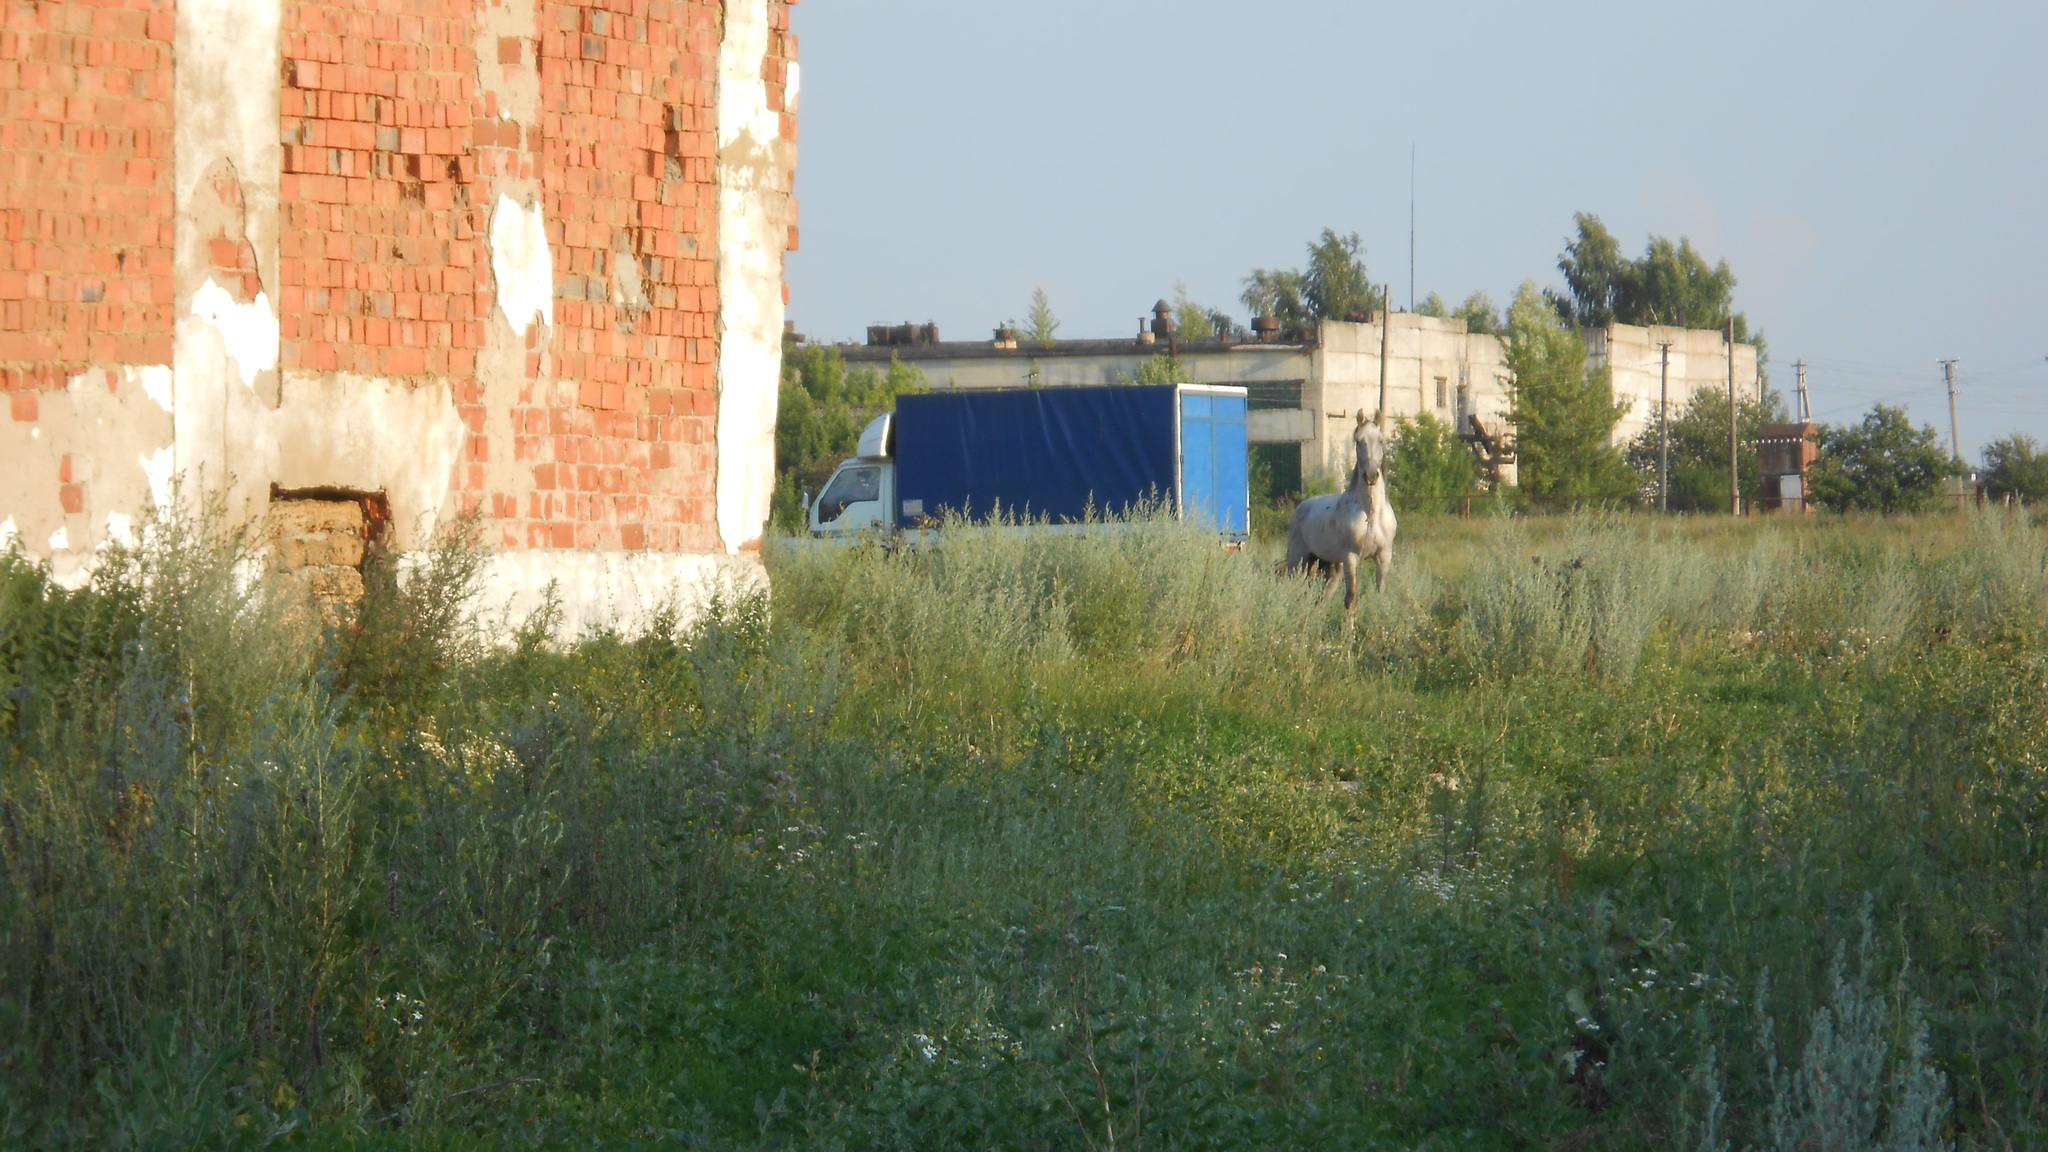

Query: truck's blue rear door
[[1178, 389, 1249, 536]]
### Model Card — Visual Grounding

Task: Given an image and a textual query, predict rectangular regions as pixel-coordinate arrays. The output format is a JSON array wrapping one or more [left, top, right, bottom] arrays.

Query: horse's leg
[[1342, 556, 1359, 613], [1374, 543, 1391, 593]]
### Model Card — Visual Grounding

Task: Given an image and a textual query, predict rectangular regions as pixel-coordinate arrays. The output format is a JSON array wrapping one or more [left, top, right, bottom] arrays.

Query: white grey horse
[[1285, 411, 1397, 611]]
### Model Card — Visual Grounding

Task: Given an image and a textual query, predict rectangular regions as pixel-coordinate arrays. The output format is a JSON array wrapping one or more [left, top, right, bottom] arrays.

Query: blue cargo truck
[[806, 384, 1249, 539]]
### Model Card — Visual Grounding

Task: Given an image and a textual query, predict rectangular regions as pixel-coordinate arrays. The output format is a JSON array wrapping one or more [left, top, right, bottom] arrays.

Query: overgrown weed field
[[3, 509, 2046, 1149]]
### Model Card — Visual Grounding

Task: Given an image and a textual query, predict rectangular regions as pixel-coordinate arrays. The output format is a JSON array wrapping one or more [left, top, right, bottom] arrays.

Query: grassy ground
[[2, 507, 2046, 1148]]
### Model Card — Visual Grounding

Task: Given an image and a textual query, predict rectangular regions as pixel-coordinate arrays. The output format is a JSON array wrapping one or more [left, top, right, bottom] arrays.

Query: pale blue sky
[[785, 1, 2048, 455]]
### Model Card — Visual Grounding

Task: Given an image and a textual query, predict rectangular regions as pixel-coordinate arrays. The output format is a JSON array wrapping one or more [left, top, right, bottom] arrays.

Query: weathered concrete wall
[[1310, 314, 1513, 479], [1589, 323, 1759, 448], [1, 0, 794, 630]]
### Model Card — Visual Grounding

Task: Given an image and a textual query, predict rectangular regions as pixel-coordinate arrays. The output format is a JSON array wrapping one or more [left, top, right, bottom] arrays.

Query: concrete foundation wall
[[1, 0, 795, 633]]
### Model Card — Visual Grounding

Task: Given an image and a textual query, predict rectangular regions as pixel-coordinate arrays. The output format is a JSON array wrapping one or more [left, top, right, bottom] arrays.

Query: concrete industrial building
[[1, 0, 798, 633], [846, 310, 1518, 486], [1588, 324, 1761, 448], [843, 310, 1758, 488]]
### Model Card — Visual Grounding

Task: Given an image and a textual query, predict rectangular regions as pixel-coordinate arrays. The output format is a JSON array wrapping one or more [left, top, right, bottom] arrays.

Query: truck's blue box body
[[892, 385, 1248, 534]]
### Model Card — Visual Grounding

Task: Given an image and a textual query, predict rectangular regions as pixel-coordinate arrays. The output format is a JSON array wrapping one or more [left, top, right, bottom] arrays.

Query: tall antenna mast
[[1408, 143, 1416, 312]]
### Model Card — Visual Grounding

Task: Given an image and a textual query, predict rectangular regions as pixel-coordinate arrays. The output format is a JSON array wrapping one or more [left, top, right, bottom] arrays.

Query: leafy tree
[[1550, 213, 1756, 345], [1502, 281, 1636, 501], [1624, 385, 1784, 513], [1981, 434, 2048, 504], [1419, 290, 1501, 335], [1807, 404, 1956, 513], [1454, 290, 1502, 336], [769, 346, 927, 533], [1240, 229, 1386, 340], [1302, 229, 1380, 325], [1026, 287, 1060, 348], [1389, 412, 1479, 512], [1171, 282, 1238, 340], [1238, 269, 1306, 337], [1131, 354, 1186, 385]]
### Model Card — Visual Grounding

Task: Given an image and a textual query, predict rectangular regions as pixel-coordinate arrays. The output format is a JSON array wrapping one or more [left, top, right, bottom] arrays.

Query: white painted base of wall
[[471, 549, 767, 639]]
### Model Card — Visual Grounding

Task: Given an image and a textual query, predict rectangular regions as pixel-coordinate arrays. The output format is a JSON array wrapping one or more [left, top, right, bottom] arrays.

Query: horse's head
[[1353, 410, 1388, 488]]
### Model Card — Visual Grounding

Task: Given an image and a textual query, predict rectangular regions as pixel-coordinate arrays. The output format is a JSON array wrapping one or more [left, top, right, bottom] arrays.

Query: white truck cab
[[808, 413, 897, 536]]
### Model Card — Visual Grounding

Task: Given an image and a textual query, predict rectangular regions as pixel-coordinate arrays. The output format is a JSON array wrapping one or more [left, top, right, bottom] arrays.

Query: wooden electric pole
[[1657, 341, 1673, 513], [1940, 359, 1962, 466], [1941, 358, 1963, 508], [1793, 359, 1810, 423], [1377, 286, 1391, 419], [1728, 318, 1740, 515]]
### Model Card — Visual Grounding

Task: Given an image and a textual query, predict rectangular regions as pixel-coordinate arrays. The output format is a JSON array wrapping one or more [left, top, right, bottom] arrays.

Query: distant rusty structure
[[1757, 423, 1819, 512], [866, 322, 939, 348]]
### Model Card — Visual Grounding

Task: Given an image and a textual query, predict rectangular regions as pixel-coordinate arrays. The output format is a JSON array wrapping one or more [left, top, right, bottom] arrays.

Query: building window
[[1435, 377, 1448, 408]]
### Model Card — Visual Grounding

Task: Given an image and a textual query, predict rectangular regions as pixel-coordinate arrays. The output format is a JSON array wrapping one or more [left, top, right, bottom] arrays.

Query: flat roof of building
[[836, 337, 1311, 362]]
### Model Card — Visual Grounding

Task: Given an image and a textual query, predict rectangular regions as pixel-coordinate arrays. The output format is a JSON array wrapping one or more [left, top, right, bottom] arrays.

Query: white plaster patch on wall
[[489, 194, 553, 337], [191, 278, 281, 387], [141, 448, 175, 508], [135, 365, 174, 413], [471, 549, 767, 641], [173, 0, 283, 520], [785, 61, 801, 114], [715, 0, 790, 554], [0, 517, 16, 549], [47, 526, 68, 552], [105, 512, 137, 548]]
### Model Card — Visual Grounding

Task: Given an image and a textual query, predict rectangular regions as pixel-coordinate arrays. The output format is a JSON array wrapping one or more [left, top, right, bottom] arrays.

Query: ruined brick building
[[1, 0, 798, 631]]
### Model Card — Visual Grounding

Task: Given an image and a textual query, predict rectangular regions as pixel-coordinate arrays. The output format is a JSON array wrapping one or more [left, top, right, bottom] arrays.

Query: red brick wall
[[274, 0, 753, 554], [0, 0, 174, 404], [526, 0, 721, 552], [767, 0, 795, 257], [279, 0, 483, 382]]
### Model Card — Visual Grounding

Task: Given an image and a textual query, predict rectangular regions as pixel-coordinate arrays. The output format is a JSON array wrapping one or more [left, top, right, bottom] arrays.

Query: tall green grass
[[2, 504, 2045, 1148]]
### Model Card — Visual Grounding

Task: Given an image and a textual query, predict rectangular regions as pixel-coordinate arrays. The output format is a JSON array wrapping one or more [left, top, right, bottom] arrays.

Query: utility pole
[[1728, 317, 1740, 515], [1940, 359, 1962, 466], [1793, 359, 1810, 423], [1657, 341, 1673, 513], [1377, 284, 1392, 419], [1941, 358, 1963, 507]]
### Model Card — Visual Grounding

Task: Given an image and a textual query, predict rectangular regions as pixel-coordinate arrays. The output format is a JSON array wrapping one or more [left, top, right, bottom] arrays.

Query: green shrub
[[5, 505, 2046, 1147]]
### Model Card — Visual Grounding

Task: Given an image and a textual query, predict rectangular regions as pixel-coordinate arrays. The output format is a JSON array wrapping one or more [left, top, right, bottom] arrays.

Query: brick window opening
[[1435, 377, 1448, 409]]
